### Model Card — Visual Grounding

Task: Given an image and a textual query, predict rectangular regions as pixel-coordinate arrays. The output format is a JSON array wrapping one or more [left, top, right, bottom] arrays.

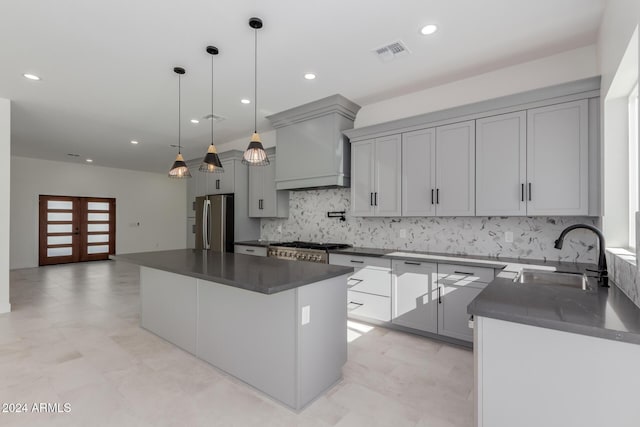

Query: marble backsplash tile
[[606, 249, 640, 308], [261, 188, 599, 263]]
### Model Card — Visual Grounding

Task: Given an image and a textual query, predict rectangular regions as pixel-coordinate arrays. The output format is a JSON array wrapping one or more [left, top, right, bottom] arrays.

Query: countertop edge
[[112, 253, 353, 295], [468, 305, 640, 345]]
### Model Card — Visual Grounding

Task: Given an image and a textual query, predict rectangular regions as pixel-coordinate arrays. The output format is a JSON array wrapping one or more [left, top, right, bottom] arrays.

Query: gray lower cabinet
[[436, 263, 494, 341], [329, 254, 391, 322], [234, 244, 267, 256], [391, 260, 438, 334], [187, 218, 195, 249]]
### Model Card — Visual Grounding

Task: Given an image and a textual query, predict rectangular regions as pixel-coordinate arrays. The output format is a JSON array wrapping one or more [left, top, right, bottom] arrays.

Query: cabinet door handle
[[370, 192, 374, 206], [192, 201, 196, 211], [521, 183, 524, 202], [404, 261, 421, 265], [192, 224, 196, 233], [436, 189, 440, 204], [454, 270, 474, 275], [431, 189, 434, 205], [374, 192, 378, 206], [350, 260, 364, 264], [438, 286, 442, 304], [528, 183, 532, 201], [216, 179, 220, 190]]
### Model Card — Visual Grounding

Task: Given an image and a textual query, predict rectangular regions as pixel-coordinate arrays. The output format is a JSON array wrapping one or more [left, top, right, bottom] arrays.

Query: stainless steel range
[[268, 241, 351, 263]]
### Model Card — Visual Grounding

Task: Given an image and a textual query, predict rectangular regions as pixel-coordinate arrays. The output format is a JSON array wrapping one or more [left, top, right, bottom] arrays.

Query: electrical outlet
[[399, 229, 407, 239], [277, 225, 282, 233], [301, 305, 310, 325], [505, 231, 513, 243]]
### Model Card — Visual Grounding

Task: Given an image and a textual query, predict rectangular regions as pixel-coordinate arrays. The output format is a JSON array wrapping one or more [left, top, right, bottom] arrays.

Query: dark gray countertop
[[329, 246, 590, 271], [113, 249, 352, 295], [234, 240, 279, 248], [468, 271, 640, 345]]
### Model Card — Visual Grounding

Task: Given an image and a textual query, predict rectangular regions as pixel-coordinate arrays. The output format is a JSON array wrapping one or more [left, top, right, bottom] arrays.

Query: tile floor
[[1, 261, 473, 427]]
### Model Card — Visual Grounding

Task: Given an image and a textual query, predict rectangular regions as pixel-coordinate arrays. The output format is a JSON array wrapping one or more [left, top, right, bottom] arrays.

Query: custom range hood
[[266, 94, 361, 190]]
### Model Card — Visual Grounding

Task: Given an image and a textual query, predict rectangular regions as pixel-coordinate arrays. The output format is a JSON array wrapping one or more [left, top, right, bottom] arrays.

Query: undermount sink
[[514, 269, 590, 291]]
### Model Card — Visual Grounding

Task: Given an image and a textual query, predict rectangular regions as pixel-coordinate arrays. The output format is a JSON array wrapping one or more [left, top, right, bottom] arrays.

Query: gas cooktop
[[267, 241, 351, 263]]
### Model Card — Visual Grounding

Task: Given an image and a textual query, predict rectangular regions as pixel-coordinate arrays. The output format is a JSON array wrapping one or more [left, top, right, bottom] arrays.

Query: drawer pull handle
[[245, 249, 255, 253], [454, 271, 474, 275], [350, 260, 364, 264], [404, 261, 421, 265], [348, 301, 364, 306], [347, 278, 363, 287]]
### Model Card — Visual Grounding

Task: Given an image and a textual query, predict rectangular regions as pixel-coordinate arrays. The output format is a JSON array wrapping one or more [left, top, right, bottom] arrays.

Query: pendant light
[[199, 46, 224, 173], [242, 17, 270, 166], [168, 67, 191, 178]]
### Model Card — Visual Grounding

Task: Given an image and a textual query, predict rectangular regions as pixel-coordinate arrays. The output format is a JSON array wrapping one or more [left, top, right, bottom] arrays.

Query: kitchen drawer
[[347, 291, 390, 322], [348, 267, 391, 297], [329, 253, 391, 269], [437, 262, 495, 284], [234, 245, 267, 257]]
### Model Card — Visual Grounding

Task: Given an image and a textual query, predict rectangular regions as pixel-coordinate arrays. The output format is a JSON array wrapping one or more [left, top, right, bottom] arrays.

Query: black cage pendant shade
[[200, 46, 224, 173], [242, 17, 269, 166], [168, 67, 191, 178]]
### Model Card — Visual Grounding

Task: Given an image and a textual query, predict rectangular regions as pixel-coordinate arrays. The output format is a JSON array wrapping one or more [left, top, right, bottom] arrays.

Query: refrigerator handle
[[206, 199, 212, 249], [202, 199, 210, 250]]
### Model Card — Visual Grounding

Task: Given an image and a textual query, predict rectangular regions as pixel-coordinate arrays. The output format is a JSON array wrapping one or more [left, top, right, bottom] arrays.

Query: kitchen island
[[114, 249, 353, 411]]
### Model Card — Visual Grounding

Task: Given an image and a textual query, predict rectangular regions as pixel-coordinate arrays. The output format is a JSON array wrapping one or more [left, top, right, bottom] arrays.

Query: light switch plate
[[505, 231, 513, 243], [301, 305, 310, 325], [399, 229, 407, 239]]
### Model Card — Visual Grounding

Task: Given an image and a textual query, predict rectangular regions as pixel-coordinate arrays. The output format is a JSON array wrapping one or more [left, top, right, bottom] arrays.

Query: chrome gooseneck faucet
[[554, 224, 608, 287]]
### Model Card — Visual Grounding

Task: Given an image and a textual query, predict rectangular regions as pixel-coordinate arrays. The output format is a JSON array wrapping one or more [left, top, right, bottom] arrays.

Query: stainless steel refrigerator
[[195, 194, 234, 252]]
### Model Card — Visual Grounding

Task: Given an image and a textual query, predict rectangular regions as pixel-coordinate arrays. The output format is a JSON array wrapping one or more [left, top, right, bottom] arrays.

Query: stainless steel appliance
[[195, 195, 234, 252], [268, 241, 351, 263]]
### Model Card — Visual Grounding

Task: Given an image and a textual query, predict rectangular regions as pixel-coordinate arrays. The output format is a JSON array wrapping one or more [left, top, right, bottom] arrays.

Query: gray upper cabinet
[[434, 121, 476, 216], [351, 140, 375, 216], [207, 159, 235, 195], [351, 135, 401, 217], [402, 122, 475, 217], [526, 100, 589, 215], [249, 152, 289, 218], [476, 111, 527, 216], [391, 259, 438, 334], [402, 129, 436, 216]]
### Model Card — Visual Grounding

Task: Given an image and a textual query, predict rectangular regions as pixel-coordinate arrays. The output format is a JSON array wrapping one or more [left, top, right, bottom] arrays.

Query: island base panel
[[140, 267, 197, 354]]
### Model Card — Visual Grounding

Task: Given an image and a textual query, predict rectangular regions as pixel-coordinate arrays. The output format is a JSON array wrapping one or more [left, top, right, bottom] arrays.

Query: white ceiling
[[0, 0, 604, 173]]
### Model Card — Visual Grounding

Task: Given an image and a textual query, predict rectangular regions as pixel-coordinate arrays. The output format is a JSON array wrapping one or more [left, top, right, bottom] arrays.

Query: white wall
[[0, 99, 10, 313], [355, 45, 598, 128], [10, 156, 187, 269], [598, 0, 640, 98]]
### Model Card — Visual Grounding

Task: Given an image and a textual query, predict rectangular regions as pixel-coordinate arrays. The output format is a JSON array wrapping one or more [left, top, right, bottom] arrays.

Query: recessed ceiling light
[[86, 159, 93, 163], [420, 24, 438, 35], [190, 119, 199, 124], [23, 73, 41, 81], [241, 99, 251, 104], [130, 140, 139, 145], [304, 73, 317, 80]]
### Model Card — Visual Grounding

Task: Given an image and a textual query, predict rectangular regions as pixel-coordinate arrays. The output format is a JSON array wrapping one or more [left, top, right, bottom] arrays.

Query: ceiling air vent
[[203, 113, 225, 122], [372, 40, 411, 62]]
